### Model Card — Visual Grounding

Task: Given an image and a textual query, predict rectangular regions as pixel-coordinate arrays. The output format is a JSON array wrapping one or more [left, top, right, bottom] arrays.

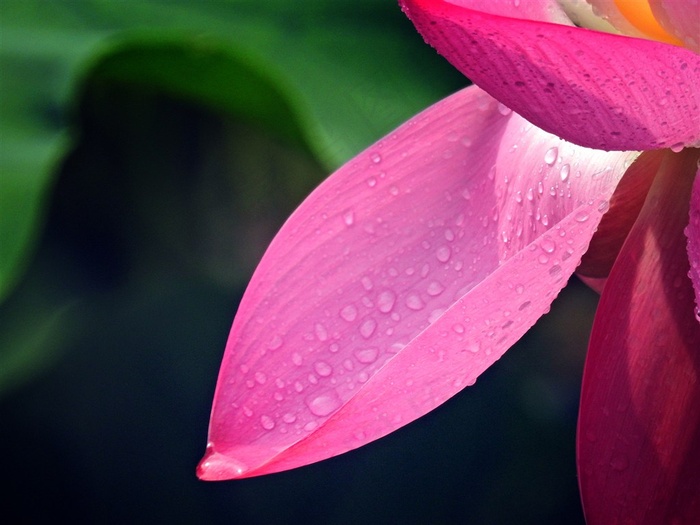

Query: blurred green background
[[1, 1, 597, 523]]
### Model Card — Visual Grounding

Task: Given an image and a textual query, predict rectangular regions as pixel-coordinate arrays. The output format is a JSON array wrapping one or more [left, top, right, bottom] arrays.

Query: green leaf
[[0, 0, 463, 303]]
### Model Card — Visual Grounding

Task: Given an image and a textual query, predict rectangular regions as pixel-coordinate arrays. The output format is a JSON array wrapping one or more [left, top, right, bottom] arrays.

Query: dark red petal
[[578, 149, 700, 524]]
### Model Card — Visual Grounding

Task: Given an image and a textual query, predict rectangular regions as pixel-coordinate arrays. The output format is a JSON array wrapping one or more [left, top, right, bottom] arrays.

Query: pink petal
[[198, 86, 634, 480], [578, 149, 700, 524], [651, 0, 700, 52], [686, 156, 700, 322], [578, 150, 662, 279], [400, 0, 700, 151]]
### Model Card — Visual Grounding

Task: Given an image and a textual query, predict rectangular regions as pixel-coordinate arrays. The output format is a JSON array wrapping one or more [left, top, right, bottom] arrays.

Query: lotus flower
[[198, 0, 700, 521]]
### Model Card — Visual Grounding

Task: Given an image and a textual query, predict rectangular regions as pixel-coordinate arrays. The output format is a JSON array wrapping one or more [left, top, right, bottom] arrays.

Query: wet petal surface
[[198, 86, 634, 479], [400, 0, 700, 150]]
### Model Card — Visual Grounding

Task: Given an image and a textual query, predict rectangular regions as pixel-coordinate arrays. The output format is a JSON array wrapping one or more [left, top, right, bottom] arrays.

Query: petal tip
[[196, 443, 249, 481]]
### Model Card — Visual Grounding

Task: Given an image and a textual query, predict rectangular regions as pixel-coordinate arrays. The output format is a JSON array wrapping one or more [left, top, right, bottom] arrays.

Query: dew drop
[[389, 185, 400, 196], [452, 323, 465, 333], [306, 391, 341, 416], [436, 245, 452, 263], [670, 142, 684, 153], [515, 284, 524, 294], [549, 264, 562, 277], [360, 318, 377, 338], [575, 211, 589, 222], [292, 352, 303, 366], [467, 342, 480, 353], [354, 347, 379, 364], [314, 361, 333, 377], [366, 176, 377, 187], [361, 276, 374, 291], [377, 290, 396, 313], [541, 238, 556, 253], [340, 304, 358, 322], [254, 372, 267, 384], [406, 294, 425, 310], [427, 281, 445, 296], [282, 413, 296, 424], [370, 152, 382, 164], [268, 335, 284, 350], [342, 210, 355, 226], [315, 323, 328, 341], [560, 164, 570, 181], [260, 415, 275, 430], [544, 146, 558, 165]]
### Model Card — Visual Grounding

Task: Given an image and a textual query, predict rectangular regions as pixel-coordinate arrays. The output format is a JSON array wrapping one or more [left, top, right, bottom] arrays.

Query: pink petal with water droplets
[[400, 0, 700, 151], [197, 86, 633, 480], [578, 150, 700, 524], [686, 157, 700, 323], [426, 0, 573, 24], [651, 0, 700, 52]]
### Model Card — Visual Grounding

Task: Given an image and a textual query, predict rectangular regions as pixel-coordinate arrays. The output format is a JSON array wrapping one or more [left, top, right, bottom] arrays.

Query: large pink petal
[[198, 86, 633, 480], [686, 156, 700, 323], [400, 0, 700, 151], [651, 0, 700, 52], [578, 149, 700, 524]]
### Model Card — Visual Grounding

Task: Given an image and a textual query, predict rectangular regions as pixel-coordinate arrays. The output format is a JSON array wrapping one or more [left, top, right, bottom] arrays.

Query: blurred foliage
[[0, 0, 465, 391], [1, 0, 596, 523]]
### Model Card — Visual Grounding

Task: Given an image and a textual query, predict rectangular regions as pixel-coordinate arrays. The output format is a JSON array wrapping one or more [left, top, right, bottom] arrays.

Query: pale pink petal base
[[198, 86, 634, 480], [400, 0, 700, 150], [651, 0, 700, 52], [578, 150, 700, 524]]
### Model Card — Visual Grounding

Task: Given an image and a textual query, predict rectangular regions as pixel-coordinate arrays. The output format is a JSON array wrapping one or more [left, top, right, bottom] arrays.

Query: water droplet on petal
[[340, 304, 358, 322], [268, 335, 284, 350], [426, 281, 445, 296], [670, 142, 684, 153], [436, 245, 452, 263], [544, 146, 558, 165], [315, 323, 328, 341], [314, 361, 333, 377], [260, 415, 275, 430], [370, 152, 382, 164], [306, 391, 341, 416], [560, 164, 570, 181], [359, 318, 377, 338], [292, 352, 303, 366], [377, 290, 396, 313], [406, 294, 424, 310], [342, 210, 355, 226], [354, 347, 379, 364], [541, 238, 556, 253], [575, 211, 589, 222]]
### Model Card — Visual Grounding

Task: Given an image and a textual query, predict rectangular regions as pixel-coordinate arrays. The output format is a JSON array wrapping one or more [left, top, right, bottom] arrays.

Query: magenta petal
[[578, 150, 700, 524], [198, 86, 633, 480], [686, 158, 700, 322], [400, 0, 700, 151]]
